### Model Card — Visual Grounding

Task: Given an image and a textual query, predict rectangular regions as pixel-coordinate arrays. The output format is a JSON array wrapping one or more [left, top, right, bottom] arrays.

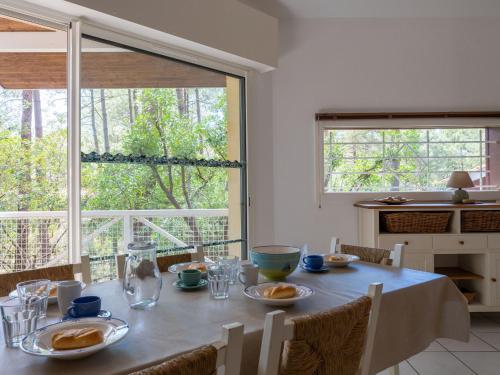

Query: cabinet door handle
[[492, 278, 497, 282], [459, 240, 465, 245], [404, 241, 409, 245]]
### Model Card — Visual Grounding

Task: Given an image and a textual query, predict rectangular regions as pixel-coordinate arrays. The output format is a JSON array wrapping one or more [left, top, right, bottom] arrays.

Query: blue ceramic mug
[[303, 255, 324, 270], [67, 296, 101, 318]]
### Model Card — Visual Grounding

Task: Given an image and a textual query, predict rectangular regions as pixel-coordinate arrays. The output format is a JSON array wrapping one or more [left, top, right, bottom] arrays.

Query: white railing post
[[123, 213, 132, 252]]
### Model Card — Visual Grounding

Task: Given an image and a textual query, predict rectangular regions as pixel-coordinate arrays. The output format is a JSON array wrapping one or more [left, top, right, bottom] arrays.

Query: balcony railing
[[0, 209, 229, 282]]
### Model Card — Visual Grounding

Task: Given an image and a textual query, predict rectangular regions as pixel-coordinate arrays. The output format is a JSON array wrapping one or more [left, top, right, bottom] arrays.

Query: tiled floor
[[377, 313, 500, 375]]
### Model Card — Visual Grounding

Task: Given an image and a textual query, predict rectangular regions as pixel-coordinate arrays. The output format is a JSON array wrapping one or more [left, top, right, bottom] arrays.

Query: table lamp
[[447, 171, 474, 203]]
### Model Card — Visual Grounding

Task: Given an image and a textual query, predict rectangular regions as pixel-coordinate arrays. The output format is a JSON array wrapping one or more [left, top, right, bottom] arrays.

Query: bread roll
[[188, 263, 206, 272], [326, 255, 344, 262], [49, 286, 57, 297], [52, 327, 104, 350], [263, 284, 296, 299]]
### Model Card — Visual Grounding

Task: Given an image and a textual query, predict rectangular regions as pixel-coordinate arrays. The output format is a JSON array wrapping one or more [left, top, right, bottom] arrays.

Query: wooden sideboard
[[355, 200, 500, 312]]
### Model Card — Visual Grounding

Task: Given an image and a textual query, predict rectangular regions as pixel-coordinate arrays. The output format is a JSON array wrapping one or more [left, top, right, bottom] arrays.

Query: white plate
[[21, 317, 129, 360], [168, 261, 209, 277], [9, 281, 87, 305], [243, 283, 314, 306], [322, 254, 360, 267]]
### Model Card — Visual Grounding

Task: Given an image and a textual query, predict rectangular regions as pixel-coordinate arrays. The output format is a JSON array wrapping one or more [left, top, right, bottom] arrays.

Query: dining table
[[0, 261, 470, 375]]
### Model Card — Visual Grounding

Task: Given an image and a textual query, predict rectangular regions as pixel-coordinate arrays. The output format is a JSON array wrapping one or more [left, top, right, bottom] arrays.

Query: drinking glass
[[217, 255, 239, 285], [16, 279, 51, 318], [1, 297, 44, 348], [207, 264, 230, 300]]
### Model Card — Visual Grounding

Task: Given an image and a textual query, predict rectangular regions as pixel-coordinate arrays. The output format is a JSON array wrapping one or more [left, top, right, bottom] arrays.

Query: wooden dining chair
[[129, 322, 244, 375], [331, 237, 405, 268], [331, 238, 404, 375], [115, 245, 205, 278], [0, 255, 92, 296], [257, 282, 383, 375]]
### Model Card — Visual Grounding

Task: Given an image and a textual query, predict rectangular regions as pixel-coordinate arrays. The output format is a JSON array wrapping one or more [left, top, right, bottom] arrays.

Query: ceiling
[[0, 16, 226, 89], [240, 0, 500, 18]]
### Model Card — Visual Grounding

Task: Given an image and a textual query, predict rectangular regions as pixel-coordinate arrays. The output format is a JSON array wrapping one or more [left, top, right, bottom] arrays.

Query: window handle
[[459, 240, 465, 245]]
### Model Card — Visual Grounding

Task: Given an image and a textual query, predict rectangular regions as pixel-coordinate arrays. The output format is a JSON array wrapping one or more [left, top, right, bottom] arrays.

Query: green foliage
[[0, 86, 231, 212], [81, 87, 230, 211], [324, 128, 486, 192]]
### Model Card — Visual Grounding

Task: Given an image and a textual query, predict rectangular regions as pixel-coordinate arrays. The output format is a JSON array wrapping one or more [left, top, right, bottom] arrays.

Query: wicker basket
[[460, 288, 476, 304], [461, 211, 500, 232], [381, 211, 452, 233]]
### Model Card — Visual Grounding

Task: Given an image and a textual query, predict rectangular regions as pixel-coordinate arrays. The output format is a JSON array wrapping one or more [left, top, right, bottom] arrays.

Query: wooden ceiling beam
[[0, 52, 226, 89], [0, 16, 54, 32]]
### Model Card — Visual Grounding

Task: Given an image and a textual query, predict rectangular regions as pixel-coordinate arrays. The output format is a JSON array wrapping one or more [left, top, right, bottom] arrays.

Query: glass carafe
[[123, 242, 162, 309]]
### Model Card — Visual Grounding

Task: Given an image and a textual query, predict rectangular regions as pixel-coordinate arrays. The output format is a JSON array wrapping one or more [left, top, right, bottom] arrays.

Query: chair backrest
[[257, 283, 383, 375], [130, 322, 244, 375], [0, 255, 91, 296], [331, 237, 405, 268], [330, 236, 340, 253], [116, 245, 205, 279]]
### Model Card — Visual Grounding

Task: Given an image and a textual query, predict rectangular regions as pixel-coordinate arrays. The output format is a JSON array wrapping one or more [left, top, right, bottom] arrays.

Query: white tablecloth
[[0, 262, 469, 374]]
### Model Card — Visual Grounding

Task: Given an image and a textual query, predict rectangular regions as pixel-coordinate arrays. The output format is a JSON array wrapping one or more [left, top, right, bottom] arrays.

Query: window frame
[[0, 3, 250, 264], [316, 116, 500, 205]]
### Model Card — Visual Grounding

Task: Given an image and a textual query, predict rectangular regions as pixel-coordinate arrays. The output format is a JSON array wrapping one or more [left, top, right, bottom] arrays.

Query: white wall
[[22, 0, 278, 72], [250, 17, 500, 250]]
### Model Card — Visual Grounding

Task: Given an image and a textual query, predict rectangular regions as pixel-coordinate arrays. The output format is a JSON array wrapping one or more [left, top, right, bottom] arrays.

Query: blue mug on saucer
[[67, 296, 101, 318], [303, 255, 324, 270]]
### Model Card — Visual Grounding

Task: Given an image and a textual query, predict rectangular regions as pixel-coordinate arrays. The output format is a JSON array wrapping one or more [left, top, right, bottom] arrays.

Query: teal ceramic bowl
[[250, 246, 301, 281]]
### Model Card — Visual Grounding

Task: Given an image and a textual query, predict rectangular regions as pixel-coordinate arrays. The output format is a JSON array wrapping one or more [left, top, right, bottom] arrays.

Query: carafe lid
[[127, 241, 156, 251]]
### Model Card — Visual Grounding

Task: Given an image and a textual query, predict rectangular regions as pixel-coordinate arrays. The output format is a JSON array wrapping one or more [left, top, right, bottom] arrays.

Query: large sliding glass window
[[79, 36, 246, 282], [0, 15, 68, 273], [0, 18, 246, 281]]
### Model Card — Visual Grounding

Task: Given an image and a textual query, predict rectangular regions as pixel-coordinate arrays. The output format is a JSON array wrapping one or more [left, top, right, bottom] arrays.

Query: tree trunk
[[195, 88, 204, 156], [132, 89, 139, 118], [175, 88, 188, 118], [17, 90, 33, 270], [174, 89, 200, 242], [33, 89, 43, 180], [33, 90, 43, 139], [90, 90, 100, 153], [32, 90, 51, 265], [390, 159, 400, 191], [195, 88, 202, 123], [100, 89, 110, 153], [128, 89, 135, 126]]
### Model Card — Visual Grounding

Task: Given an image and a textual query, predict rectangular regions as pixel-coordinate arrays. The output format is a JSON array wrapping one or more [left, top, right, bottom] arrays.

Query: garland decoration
[[81, 152, 244, 169]]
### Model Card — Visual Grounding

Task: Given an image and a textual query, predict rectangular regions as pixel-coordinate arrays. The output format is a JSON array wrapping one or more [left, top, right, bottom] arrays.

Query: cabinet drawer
[[379, 235, 432, 251], [489, 235, 500, 249], [433, 235, 487, 250]]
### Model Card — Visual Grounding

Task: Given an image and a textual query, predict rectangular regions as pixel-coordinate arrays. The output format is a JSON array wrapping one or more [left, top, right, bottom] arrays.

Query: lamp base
[[451, 188, 469, 204]]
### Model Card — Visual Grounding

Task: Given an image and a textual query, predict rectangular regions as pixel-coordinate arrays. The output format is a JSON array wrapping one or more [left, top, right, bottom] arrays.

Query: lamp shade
[[447, 171, 474, 189]]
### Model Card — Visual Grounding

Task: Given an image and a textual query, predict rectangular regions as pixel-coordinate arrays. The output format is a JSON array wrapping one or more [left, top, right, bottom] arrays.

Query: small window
[[321, 127, 500, 193]]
